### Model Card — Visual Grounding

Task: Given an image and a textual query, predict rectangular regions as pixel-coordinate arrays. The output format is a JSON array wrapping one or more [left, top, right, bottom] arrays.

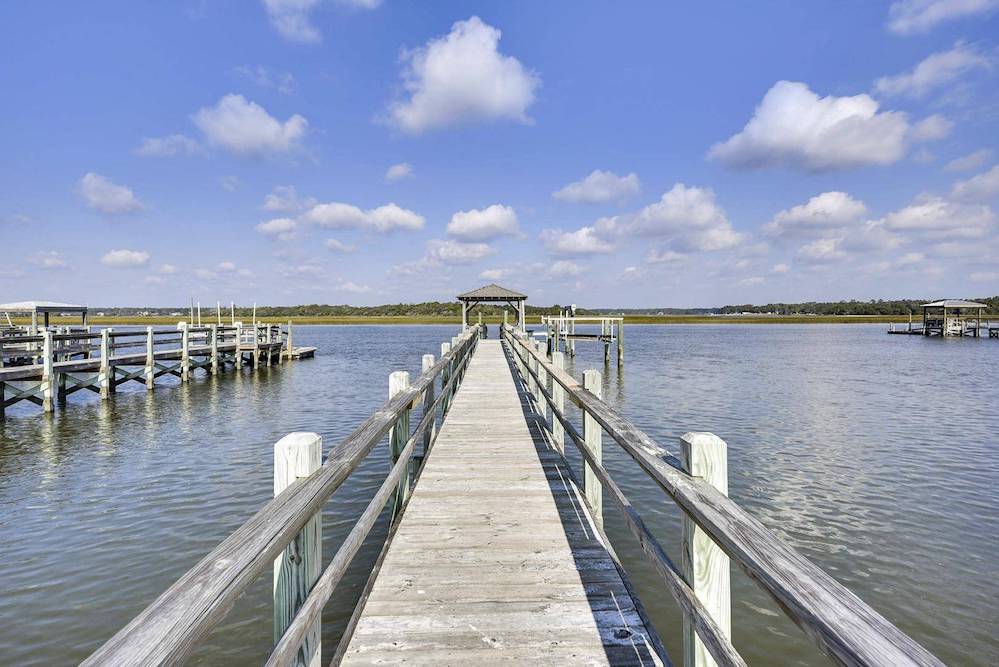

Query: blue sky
[[1, 0, 998, 307]]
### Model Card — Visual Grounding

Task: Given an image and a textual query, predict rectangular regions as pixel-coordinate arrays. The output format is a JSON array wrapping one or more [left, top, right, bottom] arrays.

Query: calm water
[[1, 325, 996, 665]]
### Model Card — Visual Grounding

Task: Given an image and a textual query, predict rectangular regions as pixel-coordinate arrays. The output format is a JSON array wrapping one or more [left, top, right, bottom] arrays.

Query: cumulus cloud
[[135, 134, 203, 157], [158, 263, 178, 274], [645, 248, 687, 264], [548, 260, 584, 278], [709, 81, 945, 170], [79, 173, 144, 214], [262, 0, 322, 43], [101, 249, 150, 268], [336, 280, 372, 293], [301, 201, 424, 232], [622, 184, 742, 251], [540, 226, 615, 256], [30, 251, 67, 269], [447, 204, 520, 240], [479, 268, 509, 280], [220, 175, 241, 192], [263, 185, 315, 212], [193, 94, 307, 154], [797, 237, 847, 263], [256, 217, 298, 240], [910, 114, 953, 141], [944, 148, 993, 172], [426, 239, 495, 263], [951, 165, 999, 201], [325, 238, 355, 252], [385, 162, 413, 181], [388, 16, 540, 133], [875, 42, 990, 97], [883, 195, 994, 238], [553, 170, 640, 203], [887, 0, 999, 34], [764, 192, 868, 238]]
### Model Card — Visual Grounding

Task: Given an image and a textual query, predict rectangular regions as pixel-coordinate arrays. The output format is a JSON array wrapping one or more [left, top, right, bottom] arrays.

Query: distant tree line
[[89, 296, 999, 317]]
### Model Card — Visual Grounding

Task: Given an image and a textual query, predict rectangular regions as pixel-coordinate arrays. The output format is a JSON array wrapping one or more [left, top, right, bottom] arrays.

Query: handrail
[[83, 325, 480, 666], [505, 333, 745, 667], [501, 325, 942, 667], [265, 333, 477, 666]]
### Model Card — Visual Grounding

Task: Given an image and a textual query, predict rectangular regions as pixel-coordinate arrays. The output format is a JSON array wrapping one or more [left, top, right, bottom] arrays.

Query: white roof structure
[[0, 301, 88, 312], [921, 300, 986, 309]]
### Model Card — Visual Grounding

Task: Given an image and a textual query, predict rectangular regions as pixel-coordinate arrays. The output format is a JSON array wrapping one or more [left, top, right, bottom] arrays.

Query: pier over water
[[83, 311, 944, 666]]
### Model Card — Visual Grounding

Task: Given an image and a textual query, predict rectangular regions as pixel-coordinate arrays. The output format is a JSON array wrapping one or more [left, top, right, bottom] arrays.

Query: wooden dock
[[339, 340, 663, 665], [86, 321, 945, 667]]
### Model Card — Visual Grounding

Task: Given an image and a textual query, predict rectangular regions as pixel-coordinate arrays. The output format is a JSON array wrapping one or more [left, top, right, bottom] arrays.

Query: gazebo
[[0, 301, 89, 331], [456, 284, 527, 331], [921, 299, 985, 337]]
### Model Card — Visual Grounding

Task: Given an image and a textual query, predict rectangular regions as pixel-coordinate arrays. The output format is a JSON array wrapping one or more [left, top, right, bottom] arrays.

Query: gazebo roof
[[922, 299, 985, 309], [457, 284, 527, 300], [0, 301, 88, 313]]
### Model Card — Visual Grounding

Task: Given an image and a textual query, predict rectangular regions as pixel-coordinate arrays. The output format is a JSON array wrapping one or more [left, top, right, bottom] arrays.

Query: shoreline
[[10, 314, 945, 326]]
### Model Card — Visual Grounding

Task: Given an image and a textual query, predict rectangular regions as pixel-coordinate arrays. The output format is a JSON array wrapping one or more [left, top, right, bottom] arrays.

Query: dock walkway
[[340, 339, 663, 665]]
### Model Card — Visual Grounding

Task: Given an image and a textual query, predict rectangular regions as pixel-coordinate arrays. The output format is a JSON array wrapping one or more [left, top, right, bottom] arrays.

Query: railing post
[[582, 369, 602, 527], [273, 432, 322, 667], [235, 322, 243, 369], [527, 339, 538, 402], [551, 351, 565, 454], [41, 330, 54, 412], [422, 354, 436, 461], [617, 319, 624, 365], [180, 323, 190, 381], [680, 432, 731, 667], [440, 342, 452, 414], [286, 320, 293, 358], [145, 327, 155, 390], [533, 340, 547, 423], [99, 328, 113, 399], [210, 324, 219, 375], [389, 371, 412, 518]]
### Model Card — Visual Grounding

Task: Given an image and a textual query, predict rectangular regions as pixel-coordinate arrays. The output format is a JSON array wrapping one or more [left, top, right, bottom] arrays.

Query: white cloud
[[30, 251, 67, 269], [709, 81, 942, 170], [301, 201, 425, 232], [135, 134, 203, 157], [337, 280, 372, 293], [951, 165, 999, 201], [101, 249, 150, 268], [263, 185, 315, 212], [645, 248, 687, 264], [797, 237, 847, 263], [883, 195, 994, 238], [910, 114, 953, 141], [624, 184, 742, 251], [144, 275, 166, 285], [945, 148, 993, 172], [325, 238, 355, 252], [547, 260, 584, 278], [540, 226, 615, 256], [479, 268, 509, 280], [553, 170, 640, 203], [217, 261, 237, 272], [426, 239, 495, 263], [193, 94, 307, 154], [772, 263, 790, 274], [262, 0, 322, 43], [220, 175, 241, 192], [158, 263, 178, 274], [447, 204, 520, 241], [389, 16, 540, 133], [385, 162, 413, 181], [765, 191, 868, 238], [738, 276, 766, 286], [79, 173, 144, 214], [887, 0, 999, 34], [875, 42, 990, 97], [256, 217, 299, 240], [234, 65, 296, 94]]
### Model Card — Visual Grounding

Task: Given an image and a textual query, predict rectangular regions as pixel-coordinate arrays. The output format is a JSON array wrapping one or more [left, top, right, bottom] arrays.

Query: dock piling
[[273, 432, 322, 667], [145, 327, 155, 390], [210, 325, 219, 375], [180, 323, 190, 382], [99, 328, 113, 399], [41, 330, 54, 412], [680, 432, 731, 667]]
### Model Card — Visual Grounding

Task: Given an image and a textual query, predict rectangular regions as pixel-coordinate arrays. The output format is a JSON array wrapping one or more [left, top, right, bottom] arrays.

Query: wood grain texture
[[274, 433, 323, 667], [681, 433, 730, 667], [339, 340, 663, 666]]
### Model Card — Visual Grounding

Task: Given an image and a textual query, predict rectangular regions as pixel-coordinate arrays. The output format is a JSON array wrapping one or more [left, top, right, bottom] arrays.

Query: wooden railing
[[501, 324, 943, 667], [83, 325, 481, 666]]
